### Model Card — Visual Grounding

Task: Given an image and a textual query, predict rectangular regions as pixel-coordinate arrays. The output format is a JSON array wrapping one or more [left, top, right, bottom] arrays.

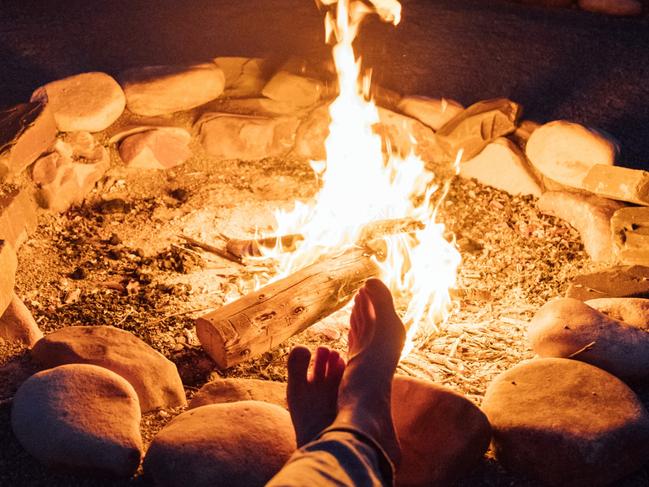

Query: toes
[[312, 346, 330, 383], [364, 278, 397, 316], [327, 352, 346, 386], [287, 346, 311, 393]]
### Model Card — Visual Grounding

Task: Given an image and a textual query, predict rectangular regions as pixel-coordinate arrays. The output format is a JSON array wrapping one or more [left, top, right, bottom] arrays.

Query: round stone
[[188, 377, 288, 410]]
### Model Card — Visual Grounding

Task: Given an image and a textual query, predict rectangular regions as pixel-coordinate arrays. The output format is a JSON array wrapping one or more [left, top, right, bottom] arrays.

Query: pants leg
[[266, 427, 394, 487]]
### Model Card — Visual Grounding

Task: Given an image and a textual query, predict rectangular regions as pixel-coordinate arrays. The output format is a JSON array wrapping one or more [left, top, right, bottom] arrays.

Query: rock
[[397, 96, 464, 131], [518, 0, 575, 7], [528, 297, 649, 380], [509, 119, 541, 149], [566, 265, 649, 300], [537, 191, 624, 261], [582, 165, 649, 206], [0, 240, 17, 317], [31, 72, 125, 133], [611, 207, 649, 265], [586, 297, 649, 327], [293, 103, 330, 160], [197, 112, 299, 160], [119, 128, 191, 169], [435, 98, 522, 162], [0, 102, 57, 181], [144, 401, 295, 487], [11, 363, 143, 476], [189, 378, 287, 409], [392, 375, 491, 487], [578, 0, 642, 16], [0, 185, 39, 250], [0, 293, 42, 347], [31, 325, 186, 412], [214, 57, 267, 97], [106, 119, 183, 144], [482, 358, 649, 487], [262, 71, 325, 108], [459, 138, 542, 197], [120, 64, 225, 116], [526, 120, 617, 188]]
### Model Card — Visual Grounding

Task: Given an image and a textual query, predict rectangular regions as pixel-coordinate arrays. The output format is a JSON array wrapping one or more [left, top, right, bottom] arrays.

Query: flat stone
[[119, 128, 191, 170], [566, 265, 649, 300], [214, 57, 267, 97], [293, 103, 330, 160], [197, 112, 299, 160], [528, 297, 649, 380], [189, 378, 287, 409], [459, 138, 542, 197], [262, 71, 325, 108], [397, 96, 464, 131], [31, 72, 125, 132], [482, 358, 649, 487], [31, 325, 186, 412], [537, 191, 624, 262], [582, 165, 649, 205], [526, 120, 617, 189], [11, 363, 143, 477], [578, 0, 643, 16], [611, 206, 649, 265], [0, 293, 42, 348], [586, 297, 649, 328], [144, 401, 295, 487], [0, 185, 39, 250], [392, 375, 491, 487], [0, 240, 17, 317], [120, 64, 225, 116], [0, 102, 57, 181]]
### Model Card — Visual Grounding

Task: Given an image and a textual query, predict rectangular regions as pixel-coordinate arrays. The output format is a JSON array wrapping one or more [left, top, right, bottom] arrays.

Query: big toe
[[364, 279, 397, 316]]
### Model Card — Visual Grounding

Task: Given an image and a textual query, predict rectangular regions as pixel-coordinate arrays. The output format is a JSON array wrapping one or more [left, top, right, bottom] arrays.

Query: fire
[[259, 0, 461, 357]]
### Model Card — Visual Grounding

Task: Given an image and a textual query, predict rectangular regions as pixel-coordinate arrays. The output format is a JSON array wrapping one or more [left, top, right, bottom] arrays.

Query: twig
[[568, 341, 596, 358], [179, 234, 243, 265]]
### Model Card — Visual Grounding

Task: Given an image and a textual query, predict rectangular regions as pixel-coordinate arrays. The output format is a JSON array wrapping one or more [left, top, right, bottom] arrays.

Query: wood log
[[196, 247, 380, 369]]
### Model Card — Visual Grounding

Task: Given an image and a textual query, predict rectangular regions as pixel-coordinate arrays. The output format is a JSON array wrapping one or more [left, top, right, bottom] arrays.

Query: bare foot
[[336, 278, 405, 465], [287, 345, 346, 447]]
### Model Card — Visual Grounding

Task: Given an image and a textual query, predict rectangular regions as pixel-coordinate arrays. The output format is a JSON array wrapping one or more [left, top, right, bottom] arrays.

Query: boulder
[[11, 363, 143, 477], [0, 102, 57, 180], [611, 207, 649, 265], [31, 72, 125, 132], [578, 0, 642, 16], [482, 358, 649, 487], [528, 297, 649, 380], [119, 128, 191, 169], [526, 121, 617, 188], [144, 401, 295, 487], [566, 265, 649, 300], [214, 57, 267, 97], [197, 112, 299, 160], [262, 71, 325, 108], [586, 297, 649, 327], [120, 64, 225, 116], [397, 96, 464, 131], [537, 191, 624, 262], [459, 138, 542, 197], [189, 378, 287, 409], [31, 325, 186, 412], [392, 376, 491, 487], [0, 239, 17, 316], [581, 165, 649, 205], [509, 119, 541, 149], [293, 103, 330, 160], [0, 185, 39, 250], [0, 293, 42, 347]]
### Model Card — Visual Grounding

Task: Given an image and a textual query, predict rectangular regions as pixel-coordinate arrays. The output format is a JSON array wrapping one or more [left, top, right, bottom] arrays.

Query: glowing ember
[[261, 0, 460, 356]]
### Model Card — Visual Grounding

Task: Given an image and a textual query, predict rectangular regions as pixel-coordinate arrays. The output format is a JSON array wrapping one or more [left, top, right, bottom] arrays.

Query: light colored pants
[[267, 426, 394, 487]]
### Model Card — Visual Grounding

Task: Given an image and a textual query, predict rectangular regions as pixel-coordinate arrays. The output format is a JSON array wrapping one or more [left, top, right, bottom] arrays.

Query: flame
[[259, 0, 460, 357]]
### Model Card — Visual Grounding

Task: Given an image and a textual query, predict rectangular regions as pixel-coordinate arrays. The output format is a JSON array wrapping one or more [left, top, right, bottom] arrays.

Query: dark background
[[1, 0, 648, 167]]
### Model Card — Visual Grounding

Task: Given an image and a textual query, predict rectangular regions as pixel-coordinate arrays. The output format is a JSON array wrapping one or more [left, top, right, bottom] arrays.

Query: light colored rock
[[537, 191, 624, 261], [482, 358, 649, 487], [197, 112, 299, 160], [509, 119, 541, 149], [397, 96, 464, 131], [11, 363, 143, 477], [578, 0, 642, 16], [119, 128, 191, 169], [460, 138, 542, 197], [293, 103, 330, 160], [120, 64, 225, 116], [0, 293, 42, 347], [219, 97, 304, 116], [586, 298, 649, 328], [0, 102, 57, 180], [262, 71, 325, 108], [189, 378, 287, 409], [611, 207, 649, 265], [566, 265, 649, 300], [31, 325, 186, 412], [582, 164, 649, 205], [392, 375, 491, 487], [0, 239, 17, 316], [526, 120, 617, 188], [31, 72, 125, 132], [214, 57, 267, 97], [0, 186, 39, 250], [144, 401, 295, 487], [528, 297, 649, 380]]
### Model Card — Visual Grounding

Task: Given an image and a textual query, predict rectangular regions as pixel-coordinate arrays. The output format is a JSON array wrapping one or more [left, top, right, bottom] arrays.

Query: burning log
[[196, 246, 380, 369]]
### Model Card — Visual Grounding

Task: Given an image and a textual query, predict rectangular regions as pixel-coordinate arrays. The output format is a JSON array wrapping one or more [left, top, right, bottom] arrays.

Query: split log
[[196, 247, 380, 369]]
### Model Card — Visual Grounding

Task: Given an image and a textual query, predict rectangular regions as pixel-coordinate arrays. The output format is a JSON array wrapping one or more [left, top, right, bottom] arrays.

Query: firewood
[[195, 246, 380, 369]]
